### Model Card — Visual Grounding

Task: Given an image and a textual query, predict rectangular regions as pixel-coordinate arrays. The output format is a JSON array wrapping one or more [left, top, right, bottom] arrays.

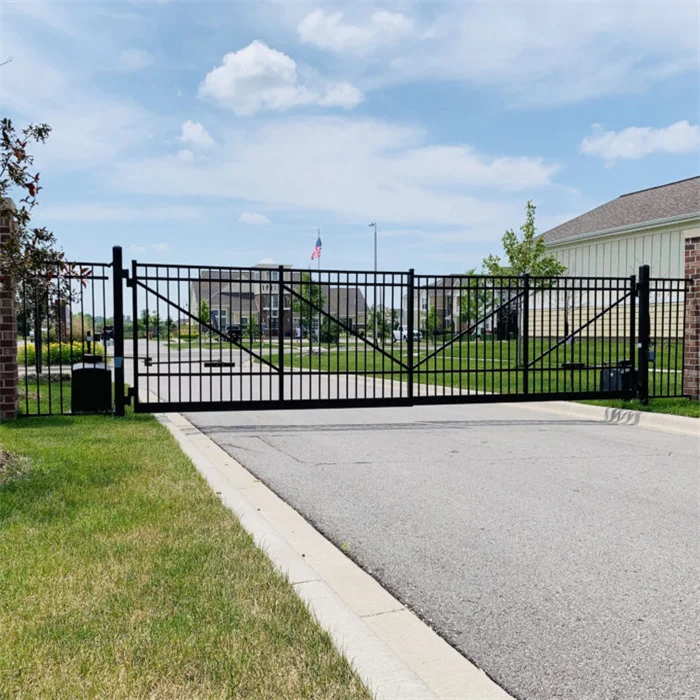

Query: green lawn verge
[[581, 398, 699, 418], [0, 412, 370, 699], [19, 377, 72, 416], [265, 337, 685, 396]]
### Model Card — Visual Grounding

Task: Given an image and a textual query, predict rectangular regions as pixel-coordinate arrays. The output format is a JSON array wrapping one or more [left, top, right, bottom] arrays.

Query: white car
[[392, 325, 421, 341]]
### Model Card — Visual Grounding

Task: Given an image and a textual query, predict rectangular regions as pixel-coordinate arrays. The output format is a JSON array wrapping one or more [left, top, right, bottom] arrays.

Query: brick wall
[[0, 206, 18, 420], [684, 236, 700, 401]]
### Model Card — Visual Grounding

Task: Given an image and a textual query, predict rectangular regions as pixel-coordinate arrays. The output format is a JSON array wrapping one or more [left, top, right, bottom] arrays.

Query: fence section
[[18, 261, 113, 416]]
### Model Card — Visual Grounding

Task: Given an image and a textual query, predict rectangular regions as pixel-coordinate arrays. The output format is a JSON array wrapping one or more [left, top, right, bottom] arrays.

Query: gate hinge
[[123, 268, 133, 287], [126, 387, 136, 405]]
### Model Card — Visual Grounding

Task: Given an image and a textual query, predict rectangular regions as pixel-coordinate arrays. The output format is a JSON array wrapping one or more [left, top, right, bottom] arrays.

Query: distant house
[[542, 176, 700, 279], [189, 264, 367, 337]]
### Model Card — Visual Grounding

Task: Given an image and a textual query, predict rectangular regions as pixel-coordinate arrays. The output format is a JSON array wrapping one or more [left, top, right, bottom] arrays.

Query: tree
[[483, 200, 566, 278], [423, 307, 442, 339], [292, 272, 325, 335], [1, 119, 77, 375], [245, 315, 259, 341], [198, 299, 210, 326], [319, 318, 340, 344], [483, 201, 567, 360], [367, 305, 396, 342], [0, 119, 65, 282], [458, 268, 492, 331]]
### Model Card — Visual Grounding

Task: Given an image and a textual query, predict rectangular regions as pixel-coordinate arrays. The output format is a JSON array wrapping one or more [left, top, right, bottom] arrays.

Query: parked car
[[225, 324, 242, 342], [392, 325, 421, 341]]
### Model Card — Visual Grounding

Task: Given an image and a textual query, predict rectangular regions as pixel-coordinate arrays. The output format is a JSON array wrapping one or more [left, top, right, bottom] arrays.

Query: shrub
[[320, 319, 340, 344], [18, 341, 104, 365]]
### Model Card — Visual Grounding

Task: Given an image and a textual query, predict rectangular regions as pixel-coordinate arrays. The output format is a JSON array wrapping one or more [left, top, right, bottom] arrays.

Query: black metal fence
[[15, 252, 689, 416], [18, 260, 113, 416]]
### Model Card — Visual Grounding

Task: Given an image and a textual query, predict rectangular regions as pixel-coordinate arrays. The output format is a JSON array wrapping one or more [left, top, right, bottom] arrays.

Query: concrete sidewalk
[[160, 410, 511, 700]]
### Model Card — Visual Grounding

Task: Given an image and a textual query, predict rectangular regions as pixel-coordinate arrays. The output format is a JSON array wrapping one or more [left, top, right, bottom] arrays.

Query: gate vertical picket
[[522, 274, 530, 394], [278, 265, 285, 403], [406, 269, 415, 400]]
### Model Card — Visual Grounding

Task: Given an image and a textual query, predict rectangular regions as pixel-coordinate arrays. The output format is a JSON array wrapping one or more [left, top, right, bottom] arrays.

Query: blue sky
[[2, 0, 698, 273]]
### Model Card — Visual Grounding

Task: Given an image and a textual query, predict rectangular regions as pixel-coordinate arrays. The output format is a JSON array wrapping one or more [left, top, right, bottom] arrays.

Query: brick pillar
[[683, 235, 700, 401], [0, 205, 18, 420]]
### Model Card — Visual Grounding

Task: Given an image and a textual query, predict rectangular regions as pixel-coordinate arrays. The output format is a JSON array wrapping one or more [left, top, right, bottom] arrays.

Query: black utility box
[[600, 360, 636, 394], [71, 360, 112, 414]]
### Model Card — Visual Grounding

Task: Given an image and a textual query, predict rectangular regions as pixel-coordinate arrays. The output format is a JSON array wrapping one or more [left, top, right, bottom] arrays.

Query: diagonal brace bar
[[283, 283, 409, 370]]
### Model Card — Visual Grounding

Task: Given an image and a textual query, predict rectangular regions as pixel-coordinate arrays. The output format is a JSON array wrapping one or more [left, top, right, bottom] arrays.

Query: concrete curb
[[523, 400, 699, 437], [157, 411, 512, 700]]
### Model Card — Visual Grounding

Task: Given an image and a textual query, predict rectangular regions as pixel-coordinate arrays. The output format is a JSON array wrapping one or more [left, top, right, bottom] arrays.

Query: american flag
[[311, 236, 322, 260]]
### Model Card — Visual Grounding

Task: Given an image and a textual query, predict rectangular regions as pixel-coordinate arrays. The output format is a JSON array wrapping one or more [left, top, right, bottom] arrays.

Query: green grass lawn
[[19, 377, 72, 416], [0, 412, 370, 699], [266, 337, 685, 397], [582, 398, 700, 418]]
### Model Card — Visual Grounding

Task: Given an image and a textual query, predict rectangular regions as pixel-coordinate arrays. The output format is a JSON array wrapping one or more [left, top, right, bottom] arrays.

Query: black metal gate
[[122, 256, 687, 414]]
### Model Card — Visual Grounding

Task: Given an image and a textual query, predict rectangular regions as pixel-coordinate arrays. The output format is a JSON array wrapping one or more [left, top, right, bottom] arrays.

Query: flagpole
[[317, 228, 321, 273]]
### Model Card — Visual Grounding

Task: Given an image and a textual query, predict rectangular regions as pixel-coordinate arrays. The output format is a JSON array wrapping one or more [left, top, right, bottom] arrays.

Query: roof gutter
[[544, 211, 700, 247]]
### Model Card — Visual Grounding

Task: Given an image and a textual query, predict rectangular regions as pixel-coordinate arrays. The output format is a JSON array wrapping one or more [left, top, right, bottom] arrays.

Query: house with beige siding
[[542, 176, 699, 279], [536, 177, 699, 341]]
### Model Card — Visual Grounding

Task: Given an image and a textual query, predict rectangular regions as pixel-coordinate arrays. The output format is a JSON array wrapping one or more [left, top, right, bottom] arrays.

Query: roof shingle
[[542, 176, 700, 244]]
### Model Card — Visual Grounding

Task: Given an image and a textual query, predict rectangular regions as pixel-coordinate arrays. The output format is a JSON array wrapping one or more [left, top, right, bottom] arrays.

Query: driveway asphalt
[[186, 402, 699, 700]]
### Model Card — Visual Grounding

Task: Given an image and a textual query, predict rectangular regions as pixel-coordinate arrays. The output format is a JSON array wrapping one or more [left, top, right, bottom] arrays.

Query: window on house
[[241, 317, 248, 326], [421, 293, 428, 311], [263, 270, 270, 280], [253, 271, 260, 280], [271, 270, 279, 281]]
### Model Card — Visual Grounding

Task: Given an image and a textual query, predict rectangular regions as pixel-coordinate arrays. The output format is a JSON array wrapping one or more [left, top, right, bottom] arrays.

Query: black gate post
[[522, 273, 530, 394], [112, 246, 126, 416], [278, 265, 285, 403], [629, 273, 636, 398], [637, 264, 650, 403], [407, 269, 415, 401]]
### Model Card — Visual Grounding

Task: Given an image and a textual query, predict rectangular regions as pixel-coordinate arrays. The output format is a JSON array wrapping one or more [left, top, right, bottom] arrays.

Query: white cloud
[[37, 203, 202, 222], [298, 9, 415, 54], [109, 116, 560, 226], [580, 121, 700, 164], [176, 149, 195, 163], [304, 2, 698, 107], [239, 212, 271, 225], [317, 82, 364, 108], [198, 40, 362, 115], [130, 242, 172, 253], [118, 48, 152, 71], [180, 120, 215, 149], [1, 30, 154, 171]]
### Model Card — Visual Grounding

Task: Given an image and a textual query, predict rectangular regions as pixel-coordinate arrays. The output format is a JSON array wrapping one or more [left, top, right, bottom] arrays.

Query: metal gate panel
[[126, 263, 662, 413]]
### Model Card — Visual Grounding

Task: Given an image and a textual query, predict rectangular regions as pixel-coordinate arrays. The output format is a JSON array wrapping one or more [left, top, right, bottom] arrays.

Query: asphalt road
[[187, 403, 699, 700]]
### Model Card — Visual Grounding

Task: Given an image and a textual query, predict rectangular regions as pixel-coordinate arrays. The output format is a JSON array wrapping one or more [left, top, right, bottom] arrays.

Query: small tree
[[483, 201, 566, 360], [483, 201, 566, 278], [423, 307, 442, 339], [0, 119, 65, 282], [198, 299, 210, 326], [367, 305, 396, 343], [320, 318, 340, 344], [458, 268, 492, 333], [292, 272, 325, 335], [245, 315, 260, 341]]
